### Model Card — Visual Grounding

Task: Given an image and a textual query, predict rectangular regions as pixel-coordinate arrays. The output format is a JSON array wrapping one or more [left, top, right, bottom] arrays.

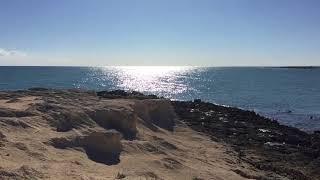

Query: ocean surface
[[0, 66, 319, 132]]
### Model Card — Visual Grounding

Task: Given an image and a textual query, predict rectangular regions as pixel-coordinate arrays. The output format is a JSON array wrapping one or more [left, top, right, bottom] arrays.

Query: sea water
[[0, 66, 319, 131]]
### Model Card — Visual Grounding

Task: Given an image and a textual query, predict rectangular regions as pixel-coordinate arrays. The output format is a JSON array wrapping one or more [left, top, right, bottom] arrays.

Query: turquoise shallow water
[[0, 66, 319, 131]]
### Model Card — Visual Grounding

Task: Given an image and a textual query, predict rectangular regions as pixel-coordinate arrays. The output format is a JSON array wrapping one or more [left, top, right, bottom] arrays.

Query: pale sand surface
[[0, 90, 273, 179], [0, 96, 42, 110]]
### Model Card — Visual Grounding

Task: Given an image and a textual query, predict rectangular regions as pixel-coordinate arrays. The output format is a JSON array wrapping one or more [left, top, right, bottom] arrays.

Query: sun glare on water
[[104, 66, 196, 96]]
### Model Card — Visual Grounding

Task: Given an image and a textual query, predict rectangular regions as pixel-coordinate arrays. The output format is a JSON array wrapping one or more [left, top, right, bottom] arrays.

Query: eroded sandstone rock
[[87, 108, 137, 139], [48, 130, 122, 165], [0, 165, 44, 180], [134, 99, 176, 131]]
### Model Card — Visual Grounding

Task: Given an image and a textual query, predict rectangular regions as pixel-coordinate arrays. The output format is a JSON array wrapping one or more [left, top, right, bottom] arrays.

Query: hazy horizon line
[[0, 65, 319, 68]]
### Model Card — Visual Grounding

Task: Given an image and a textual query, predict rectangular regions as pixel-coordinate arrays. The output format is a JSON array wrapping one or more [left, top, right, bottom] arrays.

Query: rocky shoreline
[[86, 89, 320, 179], [173, 100, 320, 180], [0, 88, 319, 179]]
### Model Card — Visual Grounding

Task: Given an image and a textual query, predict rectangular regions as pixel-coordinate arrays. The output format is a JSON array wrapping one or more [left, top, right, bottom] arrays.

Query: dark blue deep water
[[0, 66, 319, 131]]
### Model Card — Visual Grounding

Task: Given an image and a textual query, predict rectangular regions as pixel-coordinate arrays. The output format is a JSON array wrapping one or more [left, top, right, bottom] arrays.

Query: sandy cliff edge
[[0, 89, 319, 180]]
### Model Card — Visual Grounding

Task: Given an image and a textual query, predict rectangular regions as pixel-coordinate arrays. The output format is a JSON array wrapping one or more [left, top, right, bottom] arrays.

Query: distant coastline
[[274, 66, 320, 69]]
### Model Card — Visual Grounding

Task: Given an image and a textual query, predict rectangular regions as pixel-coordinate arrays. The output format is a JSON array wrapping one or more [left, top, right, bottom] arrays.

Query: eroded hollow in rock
[[80, 131, 122, 165], [47, 130, 122, 165], [87, 109, 137, 140]]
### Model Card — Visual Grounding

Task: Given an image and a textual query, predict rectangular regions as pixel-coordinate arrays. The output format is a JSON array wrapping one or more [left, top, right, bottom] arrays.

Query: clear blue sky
[[0, 0, 319, 66]]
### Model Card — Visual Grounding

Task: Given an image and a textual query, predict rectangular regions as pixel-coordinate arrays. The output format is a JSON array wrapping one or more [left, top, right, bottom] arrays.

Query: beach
[[0, 88, 319, 179]]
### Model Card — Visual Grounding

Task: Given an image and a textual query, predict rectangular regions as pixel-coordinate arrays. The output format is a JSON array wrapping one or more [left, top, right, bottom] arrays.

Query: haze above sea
[[1, 66, 319, 132]]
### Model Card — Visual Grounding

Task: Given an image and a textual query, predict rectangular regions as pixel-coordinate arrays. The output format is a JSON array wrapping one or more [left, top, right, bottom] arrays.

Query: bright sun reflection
[[104, 66, 196, 96]]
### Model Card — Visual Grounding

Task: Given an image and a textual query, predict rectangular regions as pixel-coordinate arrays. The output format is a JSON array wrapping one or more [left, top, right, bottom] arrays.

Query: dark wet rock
[[286, 110, 293, 113], [194, 99, 201, 103], [28, 87, 49, 91], [310, 132, 320, 152], [172, 100, 320, 180], [97, 90, 159, 100], [97, 90, 128, 97]]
